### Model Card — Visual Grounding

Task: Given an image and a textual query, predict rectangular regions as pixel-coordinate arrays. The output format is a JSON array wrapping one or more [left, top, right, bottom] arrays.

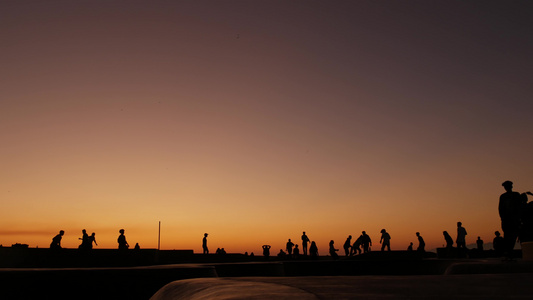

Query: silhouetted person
[[476, 236, 484, 251], [118, 229, 129, 250], [361, 231, 372, 253], [499, 180, 528, 258], [520, 193, 533, 242], [443, 231, 453, 249], [134, 243, 140, 250], [301, 231, 310, 256], [50, 230, 64, 249], [407, 242, 413, 251], [262, 245, 271, 259], [456, 222, 468, 250], [380, 229, 391, 251], [416, 232, 425, 252], [87, 232, 97, 249], [351, 236, 362, 255], [215, 248, 221, 254], [277, 249, 287, 258], [343, 235, 352, 256], [493, 231, 504, 256], [329, 240, 339, 259], [202, 233, 209, 254], [293, 244, 300, 258], [78, 229, 89, 250], [286, 239, 294, 257], [309, 241, 318, 259], [220, 248, 226, 255]]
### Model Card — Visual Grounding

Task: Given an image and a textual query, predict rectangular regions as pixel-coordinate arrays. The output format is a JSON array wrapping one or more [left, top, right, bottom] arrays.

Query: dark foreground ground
[[1, 253, 532, 299]]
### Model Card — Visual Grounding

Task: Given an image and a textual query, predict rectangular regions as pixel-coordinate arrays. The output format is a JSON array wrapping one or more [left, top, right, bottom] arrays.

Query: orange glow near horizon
[[1, 1, 533, 255]]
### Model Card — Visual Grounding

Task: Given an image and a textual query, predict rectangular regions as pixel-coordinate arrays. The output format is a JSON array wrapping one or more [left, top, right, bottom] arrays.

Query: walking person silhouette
[[380, 229, 391, 251]]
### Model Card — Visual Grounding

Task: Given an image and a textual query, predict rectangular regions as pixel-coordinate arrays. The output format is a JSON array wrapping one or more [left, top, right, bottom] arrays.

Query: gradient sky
[[1, 0, 533, 254]]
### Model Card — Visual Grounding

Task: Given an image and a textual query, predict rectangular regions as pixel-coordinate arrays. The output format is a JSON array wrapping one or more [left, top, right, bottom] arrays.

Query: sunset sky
[[1, 1, 532, 254]]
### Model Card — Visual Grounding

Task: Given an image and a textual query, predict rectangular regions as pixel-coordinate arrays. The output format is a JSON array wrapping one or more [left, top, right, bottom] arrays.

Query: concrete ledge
[[209, 262, 285, 277], [445, 260, 533, 275], [0, 264, 217, 300]]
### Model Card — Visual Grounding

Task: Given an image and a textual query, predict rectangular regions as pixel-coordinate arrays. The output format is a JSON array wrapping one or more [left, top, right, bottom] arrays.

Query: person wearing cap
[[499, 181, 529, 257]]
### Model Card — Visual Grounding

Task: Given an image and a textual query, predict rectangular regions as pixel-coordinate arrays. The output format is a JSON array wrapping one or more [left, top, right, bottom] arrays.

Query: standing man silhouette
[[286, 239, 294, 257], [456, 222, 468, 249], [380, 229, 391, 251], [416, 232, 425, 252], [499, 181, 530, 258], [202, 233, 209, 254], [301, 231, 310, 256], [361, 231, 372, 253], [118, 229, 129, 250], [78, 229, 89, 250]]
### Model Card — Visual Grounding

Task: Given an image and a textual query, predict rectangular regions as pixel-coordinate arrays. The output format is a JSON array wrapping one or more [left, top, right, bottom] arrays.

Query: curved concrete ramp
[[152, 274, 533, 300], [151, 278, 319, 300]]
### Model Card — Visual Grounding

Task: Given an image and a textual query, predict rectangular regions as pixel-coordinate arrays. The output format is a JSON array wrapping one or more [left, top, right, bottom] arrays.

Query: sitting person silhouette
[[277, 249, 287, 258], [293, 244, 300, 258], [262, 245, 271, 259]]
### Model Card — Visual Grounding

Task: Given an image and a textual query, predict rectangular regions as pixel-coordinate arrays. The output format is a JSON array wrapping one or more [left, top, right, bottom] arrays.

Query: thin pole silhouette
[[158, 221, 161, 251]]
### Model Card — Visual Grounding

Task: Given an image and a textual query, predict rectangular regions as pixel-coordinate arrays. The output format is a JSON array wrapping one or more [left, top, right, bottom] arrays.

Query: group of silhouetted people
[[50, 228, 131, 250], [278, 233, 320, 259], [48, 180, 531, 260], [78, 229, 98, 250], [275, 230, 392, 260]]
